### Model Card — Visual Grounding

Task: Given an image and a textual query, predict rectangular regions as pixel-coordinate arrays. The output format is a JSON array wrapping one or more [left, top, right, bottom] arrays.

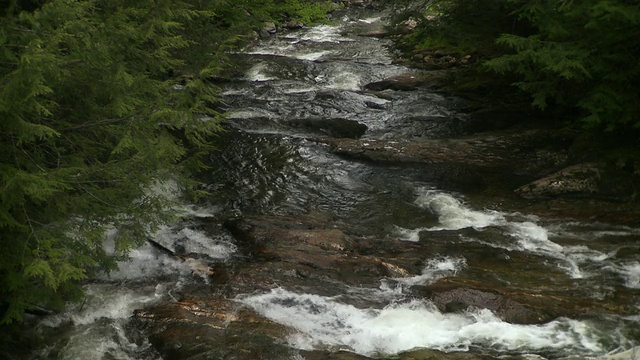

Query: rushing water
[[27, 6, 639, 360]]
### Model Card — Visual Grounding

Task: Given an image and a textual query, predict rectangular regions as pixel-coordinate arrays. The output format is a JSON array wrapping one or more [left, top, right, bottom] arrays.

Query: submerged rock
[[363, 73, 445, 91]]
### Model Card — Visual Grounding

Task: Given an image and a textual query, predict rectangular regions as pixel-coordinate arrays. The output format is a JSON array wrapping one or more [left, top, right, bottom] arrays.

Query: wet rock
[[415, 279, 558, 324], [288, 117, 368, 139], [301, 350, 372, 359], [397, 17, 419, 32], [363, 73, 441, 91], [284, 20, 304, 30], [326, 129, 569, 177], [516, 163, 604, 198], [223, 213, 424, 290], [345, 0, 368, 7], [517, 161, 640, 202], [133, 299, 294, 360], [414, 277, 638, 325], [396, 348, 492, 360], [259, 28, 271, 39], [263, 22, 277, 34], [301, 348, 493, 360]]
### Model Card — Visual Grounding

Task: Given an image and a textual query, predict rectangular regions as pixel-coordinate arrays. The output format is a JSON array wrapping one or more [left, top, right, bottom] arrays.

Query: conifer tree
[[0, 0, 336, 325], [0, 0, 225, 323], [485, 0, 640, 130], [399, 0, 640, 131]]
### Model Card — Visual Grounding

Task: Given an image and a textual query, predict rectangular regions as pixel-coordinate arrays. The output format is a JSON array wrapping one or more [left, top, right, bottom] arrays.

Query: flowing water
[[27, 7, 640, 360]]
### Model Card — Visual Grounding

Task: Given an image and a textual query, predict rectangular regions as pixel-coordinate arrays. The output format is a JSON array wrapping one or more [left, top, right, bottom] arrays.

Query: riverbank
[[352, 1, 640, 225]]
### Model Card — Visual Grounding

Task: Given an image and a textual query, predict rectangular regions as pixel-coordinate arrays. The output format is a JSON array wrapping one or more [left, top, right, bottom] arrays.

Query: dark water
[[28, 7, 639, 360]]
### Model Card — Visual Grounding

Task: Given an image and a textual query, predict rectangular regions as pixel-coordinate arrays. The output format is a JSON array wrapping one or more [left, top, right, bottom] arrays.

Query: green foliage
[[485, 0, 640, 130], [0, 0, 338, 325], [275, 0, 338, 25], [393, 0, 523, 55], [0, 0, 226, 323], [395, 0, 640, 132]]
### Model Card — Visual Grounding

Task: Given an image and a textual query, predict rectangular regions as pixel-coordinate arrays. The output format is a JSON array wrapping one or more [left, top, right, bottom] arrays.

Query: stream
[[26, 6, 639, 360]]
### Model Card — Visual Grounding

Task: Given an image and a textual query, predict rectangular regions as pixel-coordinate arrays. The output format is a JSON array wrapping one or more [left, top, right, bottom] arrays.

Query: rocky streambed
[[27, 3, 640, 360]]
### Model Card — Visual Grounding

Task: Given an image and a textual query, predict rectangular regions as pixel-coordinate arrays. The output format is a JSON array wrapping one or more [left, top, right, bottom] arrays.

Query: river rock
[[363, 73, 440, 91], [284, 20, 304, 29], [516, 163, 604, 198], [326, 129, 569, 177], [264, 22, 277, 34], [133, 299, 295, 359], [396, 348, 492, 360], [301, 348, 491, 359], [414, 279, 559, 324], [396, 17, 419, 32], [360, 29, 388, 38], [223, 213, 426, 290]]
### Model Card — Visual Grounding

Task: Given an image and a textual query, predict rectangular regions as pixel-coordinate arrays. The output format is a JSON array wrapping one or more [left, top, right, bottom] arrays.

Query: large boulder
[[326, 129, 569, 176]]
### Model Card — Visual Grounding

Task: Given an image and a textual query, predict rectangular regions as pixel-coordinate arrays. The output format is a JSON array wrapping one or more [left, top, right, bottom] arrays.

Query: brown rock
[[516, 163, 604, 198], [363, 73, 437, 91], [133, 299, 294, 359], [326, 129, 569, 176], [397, 348, 492, 359], [415, 280, 556, 324], [284, 21, 304, 29]]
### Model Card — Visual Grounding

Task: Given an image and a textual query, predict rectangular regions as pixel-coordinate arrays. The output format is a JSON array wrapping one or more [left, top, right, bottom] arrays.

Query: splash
[[392, 256, 466, 288], [413, 189, 612, 280], [239, 288, 605, 357], [415, 189, 504, 230]]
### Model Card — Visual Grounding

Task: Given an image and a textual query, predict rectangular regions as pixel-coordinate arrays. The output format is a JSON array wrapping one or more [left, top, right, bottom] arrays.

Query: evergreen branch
[[60, 114, 138, 132], [78, 185, 115, 207], [57, 59, 83, 68]]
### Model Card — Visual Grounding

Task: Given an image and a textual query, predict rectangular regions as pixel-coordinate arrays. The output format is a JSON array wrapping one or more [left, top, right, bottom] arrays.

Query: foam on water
[[412, 189, 624, 280], [99, 241, 198, 281], [180, 228, 237, 259], [40, 284, 162, 328], [299, 24, 350, 43], [326, 71, 362, 91], [247, 62, 275, 82], [618, 261, 640, 289], [393, 225, 423, 242], [358, 17, 382, 24], [51, 321, 154, 360], [294, 50, 333, 61], [36, 215, 235, 358], [36, 283, 161, 359], [394, 256, 466, 287], [416, 189, 504, 230], [239, 288, 605, 357]]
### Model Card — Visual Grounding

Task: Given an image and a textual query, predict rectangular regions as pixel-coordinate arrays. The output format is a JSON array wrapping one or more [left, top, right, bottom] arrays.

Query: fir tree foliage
[[0, 0, 335, 323], [0, 0, 221, 323], [400, 0, 640, 131], [485, 0, 640, 129]]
